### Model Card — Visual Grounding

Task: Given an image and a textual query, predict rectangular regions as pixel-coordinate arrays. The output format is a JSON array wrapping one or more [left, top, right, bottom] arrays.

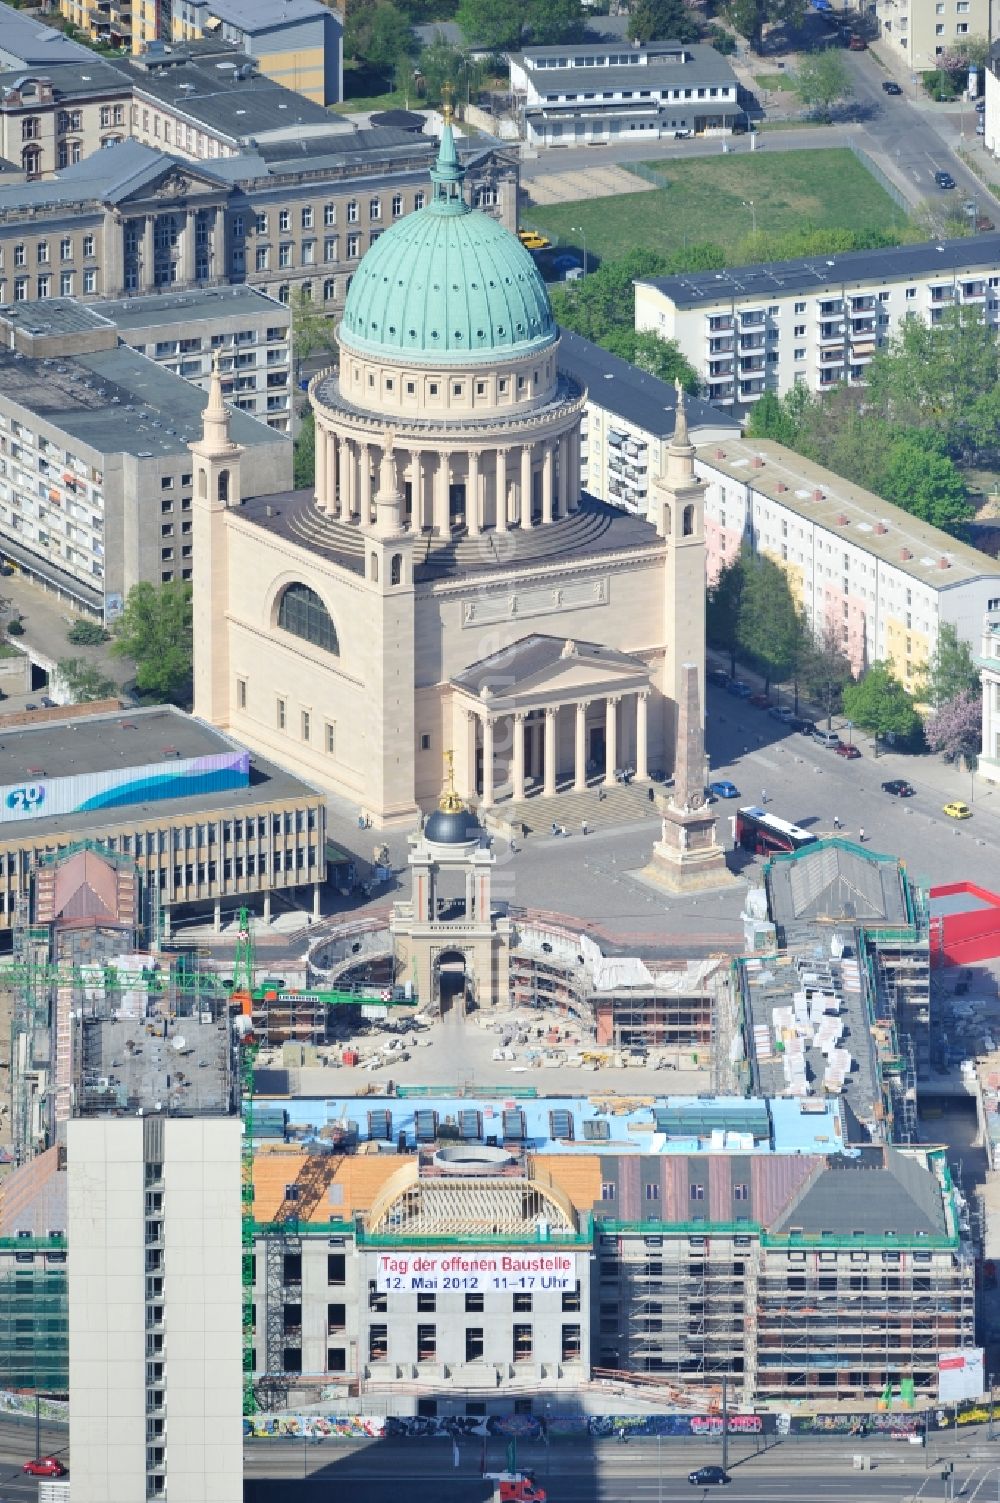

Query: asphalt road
[[242, 1433, 1000, 1503], [0, 1416, 69, 1502], [704, 680, 1000, 893]]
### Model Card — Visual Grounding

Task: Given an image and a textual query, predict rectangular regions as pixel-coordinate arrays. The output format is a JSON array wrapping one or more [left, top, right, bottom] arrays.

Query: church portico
[[450, 636, 653, 809]]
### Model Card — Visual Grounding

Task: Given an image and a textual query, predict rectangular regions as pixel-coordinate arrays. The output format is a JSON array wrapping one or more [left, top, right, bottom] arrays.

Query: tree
[[455, 0, 524, 48], [925, 689, 982, 765], [628, 0, 700, 43], [57, 657, 118, 704], [800, 622, 853, 729], [707, 553, 746, 675], [920, 622, 980, 710], [737, 551, 805, 692], [528, 0, 586, 44], [880, 430, 971, 531], [344, 0, 415, 70], [294, 409, 316, 490], [726, 0, 806, 50], [289, 289, 336, 374], [416, 32, 483, 105], [111, 581, 193, 707], [792, 50, 853, 121], [842, 662, 921, 746]]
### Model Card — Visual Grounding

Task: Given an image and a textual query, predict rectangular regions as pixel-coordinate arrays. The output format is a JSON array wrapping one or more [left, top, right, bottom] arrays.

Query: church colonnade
[[458, 690, 650, 808], [312, 424, 584, 535]]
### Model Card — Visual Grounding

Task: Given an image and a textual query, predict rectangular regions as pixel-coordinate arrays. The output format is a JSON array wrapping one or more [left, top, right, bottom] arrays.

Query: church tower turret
[[191, 353, 244, 725]]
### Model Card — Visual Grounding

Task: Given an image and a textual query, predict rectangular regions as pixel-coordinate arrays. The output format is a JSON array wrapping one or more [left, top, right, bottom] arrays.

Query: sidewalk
[[0, 567, 130, 704]]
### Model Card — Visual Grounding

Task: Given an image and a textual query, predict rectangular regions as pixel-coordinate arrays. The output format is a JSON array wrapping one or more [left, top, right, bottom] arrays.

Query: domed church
[[191, 113, 708, 829]]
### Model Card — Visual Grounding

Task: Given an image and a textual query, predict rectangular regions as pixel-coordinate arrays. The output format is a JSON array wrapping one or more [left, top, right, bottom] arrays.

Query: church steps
[[485, 781, 660, 837]]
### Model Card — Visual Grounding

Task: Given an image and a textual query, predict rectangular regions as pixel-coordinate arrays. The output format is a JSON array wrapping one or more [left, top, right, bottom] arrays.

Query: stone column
[[512, 711, 526, 801], [314, 420, 328, 505], [181, 208, 196, 286], [635, 691, 649, 780], [495, 448, 508, 533], [465, 709, 478, 802], [434, 453, 451, 536], [359, 442, 372, 522], [342, 437, 355, 519], [329, 433, 340, 516], [465, 868, 475, 919], [541, 440, 554, 525], [558, 432, 570, 518], [604, 696, 620, 787], [520, 444, 532, 529], [467, 450, 481, 537], [140, 213, 155, 292], [482, 716, 495, 808], [574, 701, 589, 792], [543, 706, 557, 798], [208, 206, 221, 282], [570, 426, 582, 511], [313, 882, 322, 921], [104, 210, 123, 295]]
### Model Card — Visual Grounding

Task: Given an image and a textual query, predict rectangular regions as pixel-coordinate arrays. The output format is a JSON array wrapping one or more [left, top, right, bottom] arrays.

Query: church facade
[[192, 119, 707, 829]]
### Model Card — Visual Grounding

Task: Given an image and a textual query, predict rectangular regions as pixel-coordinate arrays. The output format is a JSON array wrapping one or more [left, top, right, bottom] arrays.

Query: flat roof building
[[509, 40, 743, 147], [557, 328, 740, 512], [0, 704, 327, 934], [0, 340, 291, 613], [695, 434, 1000, 690], [0, 287, 293, 433], [635, 235, 1000, 410]]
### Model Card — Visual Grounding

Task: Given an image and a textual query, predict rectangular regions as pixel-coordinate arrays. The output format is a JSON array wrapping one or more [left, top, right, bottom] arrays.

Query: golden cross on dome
[[442, 81, 454, 125]]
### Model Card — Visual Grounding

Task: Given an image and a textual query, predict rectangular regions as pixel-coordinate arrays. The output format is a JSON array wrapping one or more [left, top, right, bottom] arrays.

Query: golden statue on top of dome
[[441, 81, 454, 126], [439, 749, 465, 813]]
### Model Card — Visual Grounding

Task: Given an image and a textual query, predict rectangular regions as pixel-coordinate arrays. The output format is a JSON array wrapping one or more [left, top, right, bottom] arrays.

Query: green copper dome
[[339, 124, 557, 366]]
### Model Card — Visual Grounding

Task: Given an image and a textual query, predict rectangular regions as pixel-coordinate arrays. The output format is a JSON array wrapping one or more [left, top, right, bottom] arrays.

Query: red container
[[342, 1049, 359, 1066]]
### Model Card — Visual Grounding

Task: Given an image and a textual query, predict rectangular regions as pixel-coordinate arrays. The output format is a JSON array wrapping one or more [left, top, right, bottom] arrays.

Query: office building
[[634, 235, 1000, 409], [509, 40, 743, 146], [0, 287, 292, 432], [0, 704, 327, 937], [0, 341, 290, 614], [694, 434, 1000, 689], [0, 131, 517, 315]]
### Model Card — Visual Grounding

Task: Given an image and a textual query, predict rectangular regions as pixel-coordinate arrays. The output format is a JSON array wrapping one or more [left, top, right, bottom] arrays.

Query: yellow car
[[518, 229, 550, 251], [943, 801, 972, 819]]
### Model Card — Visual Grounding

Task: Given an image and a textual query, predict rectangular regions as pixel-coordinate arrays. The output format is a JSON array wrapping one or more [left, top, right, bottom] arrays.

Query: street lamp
[[571, 223, 588, 277], [742, 200, 757, 237]]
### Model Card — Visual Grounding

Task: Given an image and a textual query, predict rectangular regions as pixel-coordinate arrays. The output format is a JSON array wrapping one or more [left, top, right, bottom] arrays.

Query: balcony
[[708, 338, 735, 355], [819, 349, 845, 366], [707, 315, 734, 332], [739, 310, 766, 328], [849, 296, 876, 313], [929, 286, 955, 304], [817, 323, 845, 343], [849, 319, 876, 337], [739, 334, 766, 351], [960, 282, 986, 301], [818, 300, 843, 316]]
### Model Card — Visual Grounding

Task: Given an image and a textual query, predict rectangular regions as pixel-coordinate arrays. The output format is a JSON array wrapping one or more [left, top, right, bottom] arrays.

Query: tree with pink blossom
[[924, 689, 982, 766]]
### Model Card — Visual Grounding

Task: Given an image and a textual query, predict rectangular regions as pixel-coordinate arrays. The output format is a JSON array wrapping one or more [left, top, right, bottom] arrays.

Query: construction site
[[0, 822, 983, 1421]]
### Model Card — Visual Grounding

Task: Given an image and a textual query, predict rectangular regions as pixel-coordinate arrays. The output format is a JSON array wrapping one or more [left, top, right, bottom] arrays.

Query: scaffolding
[[0, 1247, 68, 1393]]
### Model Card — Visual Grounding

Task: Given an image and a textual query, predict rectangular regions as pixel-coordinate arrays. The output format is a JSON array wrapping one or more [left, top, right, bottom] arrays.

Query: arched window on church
[[218, 469, 230, 504], [683, 504, 695, 537], [390, 553, 403, 586], [198, 468, 207, 500], [370, 554, 379, 583], [276, 583, 340, 655]]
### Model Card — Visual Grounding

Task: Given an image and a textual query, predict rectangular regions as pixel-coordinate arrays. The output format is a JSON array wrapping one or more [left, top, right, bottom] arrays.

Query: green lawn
[[526, 149, 909, 265], [754, 72, 794, 91]]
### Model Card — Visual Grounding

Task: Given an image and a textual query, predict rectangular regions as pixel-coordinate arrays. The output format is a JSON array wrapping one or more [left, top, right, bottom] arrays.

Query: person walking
[[859, 827, 865, 843], [581, 819, 589, 836], [833, 815, 842, 830], [761, 788, 768, 806]]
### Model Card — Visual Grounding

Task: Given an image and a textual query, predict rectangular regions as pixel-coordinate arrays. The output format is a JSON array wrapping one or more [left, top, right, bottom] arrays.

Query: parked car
[[708, 667, 731, 688], [726, 679, 751, 698], [794, 717, 816, 736], [812, 728, 840, 749], [39, 695, 56, 708], [943, 800, 972, 819], [23, 1459, 66, 1477], [836, 741, 861, 759], [977, 97, 987, 112], [847, 32, 867, 48], [769, 705, 795, 723], [882, 779, 915, 797], [708, 780, 740, 799], [935, 170, 957, 189], [673, 128, 693, 139], [882, 80, 902, 94], [518, 229, 550, 250], [688, 1467, 730, 1487], [749, 692, 771, 708]]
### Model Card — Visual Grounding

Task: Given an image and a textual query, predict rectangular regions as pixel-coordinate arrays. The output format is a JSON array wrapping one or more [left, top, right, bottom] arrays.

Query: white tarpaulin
[[938, 1348, 985, 1403], [579, 934, 722, 994]]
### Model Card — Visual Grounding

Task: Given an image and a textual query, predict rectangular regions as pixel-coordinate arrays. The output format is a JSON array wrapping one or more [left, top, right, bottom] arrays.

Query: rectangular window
[[645, 1183, 659, 1201], [513, 1292, 532, 1313], [561, 1324, 581, 1361], [417, 1324, 436, 1360], [301, 709, 310, 741], [279, 210, 290, 232], [734, 1183, 749, 1201], [562, 1282, 581, 1312], [466, 1327, 484, 1360], [601, 1182, 616, 1201], [465, 1292, 484, 1313], [277, 697, 286, 731], [417, 1292, 436, 1312], [324, 722, 336, 755], [690, 1184, 705, 1201], [325, 203, 336, 226], [237, 678, 247, 710], [302, 206, 314, 229], [327, 1253, 346, 1284], [369, 1324, 388, 1361], [513, 1324, 533, 1362]]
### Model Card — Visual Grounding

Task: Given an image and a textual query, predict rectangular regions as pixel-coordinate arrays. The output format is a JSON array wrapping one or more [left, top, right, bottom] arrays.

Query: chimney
[[813, 489, 824, 501], [938, 556, 951, 570], [776, 482, 787, 492], [900, 547, 913, 560], [874, 522, 887, 535], [715, 448, 727, 459], [751, 456, 764, 469], [836, 513, 849, 526]]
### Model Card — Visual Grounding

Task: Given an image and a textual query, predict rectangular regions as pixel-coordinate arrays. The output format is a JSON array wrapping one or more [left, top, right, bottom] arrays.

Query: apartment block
[[1, 287, 292, 432], [873, 0, 989, 74], [509, 41, 743, 146], [0, 343, 290, 615], [635, 235, 1000, 409], [557, 329, 739, 513], [0, 133, 517, 318], [695, 434, 1000, 688], [55, 0, 342, 103]]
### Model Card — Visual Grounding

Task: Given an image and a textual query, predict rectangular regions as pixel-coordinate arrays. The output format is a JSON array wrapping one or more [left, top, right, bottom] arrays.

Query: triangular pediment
[[452, 633, 649, 709], [109, 157, 228, 207]]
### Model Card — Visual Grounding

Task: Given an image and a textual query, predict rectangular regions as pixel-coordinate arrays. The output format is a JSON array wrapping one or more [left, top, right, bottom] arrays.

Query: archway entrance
[[436, 949, 467, 1016]]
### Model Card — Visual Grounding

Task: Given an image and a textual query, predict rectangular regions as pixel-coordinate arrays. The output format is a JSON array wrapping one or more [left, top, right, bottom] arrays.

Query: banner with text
[[374, 1250, 577, 1293]]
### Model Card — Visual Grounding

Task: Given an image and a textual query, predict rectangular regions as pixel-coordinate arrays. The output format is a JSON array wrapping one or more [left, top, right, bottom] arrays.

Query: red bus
[[735, 805, 818, 855]]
